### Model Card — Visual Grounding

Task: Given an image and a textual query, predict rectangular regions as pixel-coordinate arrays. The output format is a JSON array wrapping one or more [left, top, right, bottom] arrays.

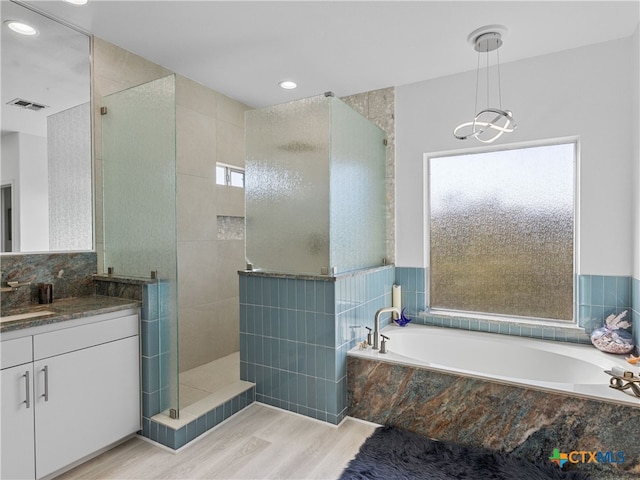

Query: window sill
[[417, 309, 590, 344]]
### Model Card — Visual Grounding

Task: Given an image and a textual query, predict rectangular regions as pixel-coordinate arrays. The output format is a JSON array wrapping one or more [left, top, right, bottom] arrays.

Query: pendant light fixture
[[453, 25, 516, 143]]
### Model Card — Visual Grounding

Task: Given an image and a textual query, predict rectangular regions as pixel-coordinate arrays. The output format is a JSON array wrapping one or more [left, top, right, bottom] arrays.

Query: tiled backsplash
[[394, 267, 635, 345], [577, 274, 632, 332], [1, 252, 96, 310]]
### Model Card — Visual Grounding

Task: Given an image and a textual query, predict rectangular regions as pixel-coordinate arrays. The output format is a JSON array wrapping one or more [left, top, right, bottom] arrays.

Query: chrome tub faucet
[[373, 307, 399, 351]]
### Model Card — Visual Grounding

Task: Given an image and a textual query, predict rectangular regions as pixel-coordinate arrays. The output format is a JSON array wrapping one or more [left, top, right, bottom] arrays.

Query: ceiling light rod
[[453, 25, 517, 144]]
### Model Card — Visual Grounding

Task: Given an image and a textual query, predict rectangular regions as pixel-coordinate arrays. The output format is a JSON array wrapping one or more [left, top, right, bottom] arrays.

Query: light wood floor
[[56, 403, 378, 480]]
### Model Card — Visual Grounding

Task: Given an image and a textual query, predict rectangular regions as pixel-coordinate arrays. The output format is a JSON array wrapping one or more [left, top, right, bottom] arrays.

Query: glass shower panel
[[102, 75, 179, 415], [329, 97, 386, 272], [245, 95, 331, 275], [245, 95, 387, 275]]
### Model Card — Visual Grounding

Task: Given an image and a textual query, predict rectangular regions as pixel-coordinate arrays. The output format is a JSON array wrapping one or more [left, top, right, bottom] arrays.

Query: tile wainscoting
[[394, 267, 635, 347], [239, 266, 395, 424]]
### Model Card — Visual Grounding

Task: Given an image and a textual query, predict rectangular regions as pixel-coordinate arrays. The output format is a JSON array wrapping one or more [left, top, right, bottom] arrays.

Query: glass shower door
[[102, 75, 179, 418]]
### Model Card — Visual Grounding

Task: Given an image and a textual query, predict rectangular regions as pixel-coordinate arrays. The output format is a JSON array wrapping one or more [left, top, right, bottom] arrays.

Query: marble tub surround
[[347, 356, 640, 479], [0, 295, 139, 333], [1, 252, 97, 311]]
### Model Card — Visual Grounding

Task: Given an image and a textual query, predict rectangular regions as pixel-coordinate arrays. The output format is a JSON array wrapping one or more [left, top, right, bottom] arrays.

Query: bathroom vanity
[[1, 297, 140, 480]]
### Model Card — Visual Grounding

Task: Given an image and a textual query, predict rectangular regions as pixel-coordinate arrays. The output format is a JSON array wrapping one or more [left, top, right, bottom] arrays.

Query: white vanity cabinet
[[1, 309, 140, 480], [1, 337, 36, 480]]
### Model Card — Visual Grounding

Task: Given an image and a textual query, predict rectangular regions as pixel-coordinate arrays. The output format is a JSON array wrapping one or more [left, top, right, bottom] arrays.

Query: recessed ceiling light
[[279, 80, 297, 90], [4, 21, 38, 36], [64, 0, 89, 5]]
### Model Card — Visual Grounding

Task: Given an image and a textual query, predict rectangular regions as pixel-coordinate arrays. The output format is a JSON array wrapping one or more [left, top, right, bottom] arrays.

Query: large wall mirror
[[1, 1, 92, 253]]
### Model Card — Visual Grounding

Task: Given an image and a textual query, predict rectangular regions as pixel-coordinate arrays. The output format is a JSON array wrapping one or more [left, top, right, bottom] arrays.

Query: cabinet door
[[34, 336, 140, 479], [1, 364, 35, 480]]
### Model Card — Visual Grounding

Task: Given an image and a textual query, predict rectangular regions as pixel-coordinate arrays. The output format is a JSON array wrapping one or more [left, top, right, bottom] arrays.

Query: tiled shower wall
[[176, 76, 250, 372], [239, 266, 394, 424]]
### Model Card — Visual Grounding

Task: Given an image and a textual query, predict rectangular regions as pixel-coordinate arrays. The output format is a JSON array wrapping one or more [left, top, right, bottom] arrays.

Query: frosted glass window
[[428, 143, 575, 321]]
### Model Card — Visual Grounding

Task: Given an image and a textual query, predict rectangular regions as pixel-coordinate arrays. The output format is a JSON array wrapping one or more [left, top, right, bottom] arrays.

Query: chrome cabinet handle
[[42, 365, 49, 401], [23, 371, 30, 408]]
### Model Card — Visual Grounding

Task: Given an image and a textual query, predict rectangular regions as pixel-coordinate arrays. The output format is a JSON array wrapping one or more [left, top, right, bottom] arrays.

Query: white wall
[[1, 133, 21, 250], [632, 25, 640, 279], [1, 132, 49, 252], [396, 36, 637, 276]]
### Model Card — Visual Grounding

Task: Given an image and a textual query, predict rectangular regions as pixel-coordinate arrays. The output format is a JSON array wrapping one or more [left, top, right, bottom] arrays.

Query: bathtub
[[347, 323, 640, 477], [348, 323, 640, 407]]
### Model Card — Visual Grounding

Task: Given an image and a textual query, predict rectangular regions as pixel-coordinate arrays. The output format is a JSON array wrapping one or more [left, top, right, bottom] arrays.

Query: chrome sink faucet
[[373, 307, 399, 350]]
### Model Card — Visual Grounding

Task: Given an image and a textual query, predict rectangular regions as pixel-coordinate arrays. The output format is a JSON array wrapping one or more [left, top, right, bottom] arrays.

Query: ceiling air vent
[[7, 98, 48, 111]]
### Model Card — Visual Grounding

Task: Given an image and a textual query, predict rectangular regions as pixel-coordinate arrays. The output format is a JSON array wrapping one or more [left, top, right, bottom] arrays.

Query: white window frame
[[216, 163, 245, 187], [423, 136, 581, 327]]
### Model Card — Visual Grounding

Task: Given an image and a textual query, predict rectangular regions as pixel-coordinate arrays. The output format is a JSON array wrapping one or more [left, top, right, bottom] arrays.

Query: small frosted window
[[428, 142, 575, 321], [216, 163, 244, 187]]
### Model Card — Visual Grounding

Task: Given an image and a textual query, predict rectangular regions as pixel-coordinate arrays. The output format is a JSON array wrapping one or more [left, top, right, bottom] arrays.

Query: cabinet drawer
[[34, 314, 139, 360], [1, 337, 33, 369]]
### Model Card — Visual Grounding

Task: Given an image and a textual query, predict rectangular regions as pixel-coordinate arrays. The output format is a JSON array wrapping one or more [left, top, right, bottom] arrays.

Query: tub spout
[[373, 307, 399, 350]]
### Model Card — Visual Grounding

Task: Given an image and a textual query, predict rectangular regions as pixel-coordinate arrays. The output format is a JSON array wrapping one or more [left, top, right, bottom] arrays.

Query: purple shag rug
[[340, 426, 591, 480]]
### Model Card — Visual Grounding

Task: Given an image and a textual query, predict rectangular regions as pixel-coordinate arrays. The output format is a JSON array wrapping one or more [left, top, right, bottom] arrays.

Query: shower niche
[[245, 93, 387, 275]]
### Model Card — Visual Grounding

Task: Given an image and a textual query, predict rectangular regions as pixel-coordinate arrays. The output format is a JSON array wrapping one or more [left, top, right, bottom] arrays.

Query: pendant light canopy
[[453, 25, 517, 144]]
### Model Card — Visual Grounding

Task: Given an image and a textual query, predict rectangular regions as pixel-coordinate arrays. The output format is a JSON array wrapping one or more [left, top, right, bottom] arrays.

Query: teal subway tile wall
[[239, 266, 394, 424], [394, 269, 634, 345], [140, 282, 164, 422], [577, 275, 632, 332], [394, 267, 427, 316], [633, 277, 640, 353]]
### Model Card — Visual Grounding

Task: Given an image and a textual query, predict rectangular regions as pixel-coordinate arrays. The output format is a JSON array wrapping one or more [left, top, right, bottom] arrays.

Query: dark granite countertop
[[0, 295, 140, 333]]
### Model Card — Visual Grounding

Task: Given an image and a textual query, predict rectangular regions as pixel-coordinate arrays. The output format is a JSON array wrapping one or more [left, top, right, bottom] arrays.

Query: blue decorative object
[[394, 307, 412, 327]]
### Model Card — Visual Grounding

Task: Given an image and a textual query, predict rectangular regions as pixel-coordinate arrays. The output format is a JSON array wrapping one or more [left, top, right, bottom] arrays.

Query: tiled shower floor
[[150, 350, 254, 442], [178, 351, 243, 412], [180, 352, 251, 422]]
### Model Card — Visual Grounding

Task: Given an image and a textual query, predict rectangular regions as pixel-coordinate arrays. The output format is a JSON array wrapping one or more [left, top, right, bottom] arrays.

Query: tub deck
[[347, 324, 640, 479]]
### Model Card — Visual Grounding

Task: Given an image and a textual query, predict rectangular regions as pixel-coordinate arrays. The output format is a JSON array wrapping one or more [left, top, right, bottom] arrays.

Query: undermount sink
[[0, 311, 55, 323]]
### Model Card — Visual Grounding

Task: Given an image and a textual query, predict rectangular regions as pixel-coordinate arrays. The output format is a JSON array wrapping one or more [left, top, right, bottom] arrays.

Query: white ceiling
[[2, 0, 90, 137], [12, 0, 640, 109]]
